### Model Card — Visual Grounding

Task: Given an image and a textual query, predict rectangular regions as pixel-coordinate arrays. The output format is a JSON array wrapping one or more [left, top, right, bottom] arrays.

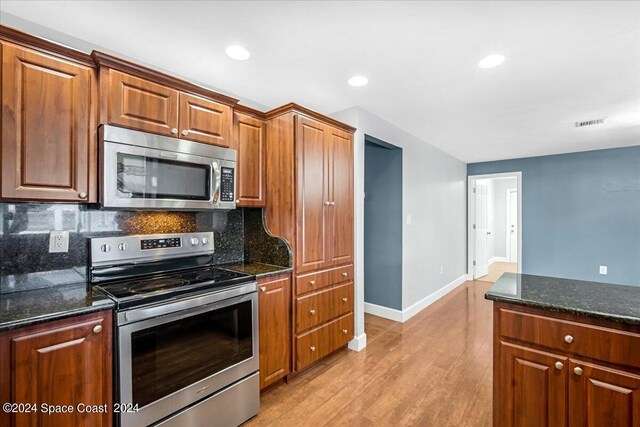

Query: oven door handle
[[118, 283, 257, 327], [211, 162, 221, 204]]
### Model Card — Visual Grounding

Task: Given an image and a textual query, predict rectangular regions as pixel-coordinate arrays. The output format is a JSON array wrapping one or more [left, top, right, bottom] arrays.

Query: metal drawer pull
[[342, 272, 348, 277], [309, 280, 316, 285], [310, 309, 316, 315], [93, 325, 102, 334], [564, 335, 574, 344], [342, 329, 348, 334], [342, 297, 348, 302], [555, 361, 564, 370], [574, 367, 583, 376], [310, 346, 316, 352], [260, 286, 267, 292]]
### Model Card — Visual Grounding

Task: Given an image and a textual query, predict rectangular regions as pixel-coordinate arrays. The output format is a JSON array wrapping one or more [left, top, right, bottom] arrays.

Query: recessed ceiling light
[[348, 75, 368, 87], [225, 45, 250, 61], [478, 54, 505, 69]]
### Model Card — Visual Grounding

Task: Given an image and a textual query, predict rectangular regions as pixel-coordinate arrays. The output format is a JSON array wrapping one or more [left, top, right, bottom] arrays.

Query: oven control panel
[[141, 237, 181, 250], [220, 167, 235, 202], [90, 232, 214, 267]]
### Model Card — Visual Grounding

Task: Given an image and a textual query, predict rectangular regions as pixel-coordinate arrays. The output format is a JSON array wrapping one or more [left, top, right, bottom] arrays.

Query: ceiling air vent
[[575, 117, 607, 128]]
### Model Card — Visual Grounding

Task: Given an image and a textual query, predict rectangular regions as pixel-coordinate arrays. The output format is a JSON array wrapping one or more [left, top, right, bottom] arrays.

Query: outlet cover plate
[[49, 230, 69, 253], [599, 265, 608, 275]]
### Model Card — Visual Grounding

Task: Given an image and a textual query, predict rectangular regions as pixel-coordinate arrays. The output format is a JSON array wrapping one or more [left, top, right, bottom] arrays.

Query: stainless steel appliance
[[100, 125, 237, 210], [90, 232, 259, 427]]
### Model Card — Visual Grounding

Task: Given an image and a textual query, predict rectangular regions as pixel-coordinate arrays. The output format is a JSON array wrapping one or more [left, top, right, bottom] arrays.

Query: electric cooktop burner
[[96, 266, 255, 309]]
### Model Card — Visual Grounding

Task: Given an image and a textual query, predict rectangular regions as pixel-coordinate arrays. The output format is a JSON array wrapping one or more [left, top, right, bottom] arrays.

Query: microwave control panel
[[220, 167, 235, 202]]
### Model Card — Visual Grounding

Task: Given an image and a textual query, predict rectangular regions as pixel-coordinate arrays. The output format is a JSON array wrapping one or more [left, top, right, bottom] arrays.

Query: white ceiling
[[1, 1, 639, 163]]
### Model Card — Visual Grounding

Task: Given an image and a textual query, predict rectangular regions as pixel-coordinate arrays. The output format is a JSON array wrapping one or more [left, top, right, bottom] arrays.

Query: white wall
[[332, 107, 467, 345]]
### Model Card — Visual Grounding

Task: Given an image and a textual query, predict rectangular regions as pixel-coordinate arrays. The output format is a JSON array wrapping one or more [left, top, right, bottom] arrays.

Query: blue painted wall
[[364, 138, 403, 309], [468, 146, 640, 286]]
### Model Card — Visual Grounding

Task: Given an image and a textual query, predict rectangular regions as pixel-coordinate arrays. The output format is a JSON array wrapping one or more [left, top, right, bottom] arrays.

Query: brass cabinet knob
[[171, 128, 178, 135], [555, 361, 564, 370], [342, 329, 348, 334], [78, 192, 87, 199], [260, 286, 267, 292], [309, 280, 316, 285], [564, 335, 574, 344], [324, 201, 331, 206], [342, 297, 348, 302], [342, 272, 348, 277], [310, 309, 316, 315], [310, 346, 316, 352], [574, 367, 583, 376], [181, 129, 189, 136], [93, 325, 102, 334], [330, 201, 335, 206]]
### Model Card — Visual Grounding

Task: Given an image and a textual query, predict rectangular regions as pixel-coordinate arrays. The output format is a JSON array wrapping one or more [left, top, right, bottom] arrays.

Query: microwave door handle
[[212, 162, 221, 204]]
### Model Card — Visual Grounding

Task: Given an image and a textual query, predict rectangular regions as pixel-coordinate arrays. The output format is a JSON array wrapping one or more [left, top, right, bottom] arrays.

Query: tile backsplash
[[0, 203, 290, 293]]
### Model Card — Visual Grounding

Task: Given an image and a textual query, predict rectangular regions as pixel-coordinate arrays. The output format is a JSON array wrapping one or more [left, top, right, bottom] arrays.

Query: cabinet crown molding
[[91, 50, 239, 107], [266, 103, 356, 133]]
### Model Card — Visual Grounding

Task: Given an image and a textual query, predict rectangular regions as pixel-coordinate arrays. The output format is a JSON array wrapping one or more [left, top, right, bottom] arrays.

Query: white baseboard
[[348, 333, 367, 352], [364, 274, 469, 323], [489, 256, 508, 265]]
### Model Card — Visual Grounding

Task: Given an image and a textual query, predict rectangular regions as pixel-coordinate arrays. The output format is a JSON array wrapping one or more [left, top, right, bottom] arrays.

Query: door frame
[[467, 172, 522, 279], [506, 188, 518, 263]]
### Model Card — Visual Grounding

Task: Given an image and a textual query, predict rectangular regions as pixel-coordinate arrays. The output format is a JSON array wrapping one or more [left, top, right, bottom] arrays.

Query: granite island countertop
[[0, 282, 114, 332], [222, 262, 292, 279], [486, 272, 640, 326]]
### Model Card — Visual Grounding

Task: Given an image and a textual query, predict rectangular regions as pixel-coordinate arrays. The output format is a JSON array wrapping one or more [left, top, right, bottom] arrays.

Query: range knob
[[100, 244, 111, 253], [118, 243, 128, 251], [190, 237, 199, 247], [202, 237, 209, 246]]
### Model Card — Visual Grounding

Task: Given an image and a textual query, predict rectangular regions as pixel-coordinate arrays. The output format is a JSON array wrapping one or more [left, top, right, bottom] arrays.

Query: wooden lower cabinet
[[493, 302, 640, 427], [296, 312, 353, 370], [0, 311, 113, 427], [258, 274, 291, 389]]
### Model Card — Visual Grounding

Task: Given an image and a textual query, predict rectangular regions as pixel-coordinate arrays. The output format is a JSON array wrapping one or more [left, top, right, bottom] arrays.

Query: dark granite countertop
[[222, 262, 292, 279], [486, 272, 640, 325], [0, 282, 114, 332]]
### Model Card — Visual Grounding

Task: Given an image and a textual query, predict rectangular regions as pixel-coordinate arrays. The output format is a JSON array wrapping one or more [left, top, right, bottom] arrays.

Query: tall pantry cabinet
[[264, 104, 355, 372]]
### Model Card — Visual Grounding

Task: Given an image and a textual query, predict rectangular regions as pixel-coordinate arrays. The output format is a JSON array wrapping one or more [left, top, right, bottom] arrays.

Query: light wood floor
[[477, 262, 517, 284], [246, 280, 494, 426]]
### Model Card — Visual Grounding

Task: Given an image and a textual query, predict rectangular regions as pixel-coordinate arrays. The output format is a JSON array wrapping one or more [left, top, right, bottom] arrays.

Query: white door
[[474, 182, 489, 278], [507, 189, 518, 263]]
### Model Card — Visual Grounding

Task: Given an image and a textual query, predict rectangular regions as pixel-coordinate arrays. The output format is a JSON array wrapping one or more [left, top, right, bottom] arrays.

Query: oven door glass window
[[117, 153, 211, 200], [130, 300, 253, 407]]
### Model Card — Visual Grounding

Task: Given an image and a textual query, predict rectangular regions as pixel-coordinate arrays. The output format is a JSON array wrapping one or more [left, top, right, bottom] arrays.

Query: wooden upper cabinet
[[179, 93, 232, 146], [296, 116, 330, 273], [234, 112, 266, 206], [0, 311, 112, 427], [258, 274, 291, 389], [1, 41, 97, 202], [104, 69, 178, 136], [327, 127, 354, 266]]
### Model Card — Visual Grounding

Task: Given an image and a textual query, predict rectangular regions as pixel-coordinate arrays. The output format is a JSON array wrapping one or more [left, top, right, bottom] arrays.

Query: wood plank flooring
[[245, 280, 494, 426]]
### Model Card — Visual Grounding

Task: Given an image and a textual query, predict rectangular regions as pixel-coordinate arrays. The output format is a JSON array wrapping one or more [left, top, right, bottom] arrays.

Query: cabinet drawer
[[295, 283, 353, 333], [329, 265, 353, 286], [295, 313, 353, 371], [499, 308, 640, 369], [296, 271, 328, 295]]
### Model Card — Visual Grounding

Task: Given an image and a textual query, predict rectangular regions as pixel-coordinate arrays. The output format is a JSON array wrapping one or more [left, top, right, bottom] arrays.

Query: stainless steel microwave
[[99, 125, 236, 210]]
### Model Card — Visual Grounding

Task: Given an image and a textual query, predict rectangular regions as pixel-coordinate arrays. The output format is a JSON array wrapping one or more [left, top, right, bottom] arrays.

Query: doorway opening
[[363, 135, 402, 324], [467, 172, 522, 283]]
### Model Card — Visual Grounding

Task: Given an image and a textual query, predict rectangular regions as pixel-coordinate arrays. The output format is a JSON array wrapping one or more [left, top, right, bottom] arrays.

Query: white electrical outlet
[[440, 265, 444, 275], [49, 230, 69, 253], [599, 265, 608, 275], [406, 215, 412, 226]]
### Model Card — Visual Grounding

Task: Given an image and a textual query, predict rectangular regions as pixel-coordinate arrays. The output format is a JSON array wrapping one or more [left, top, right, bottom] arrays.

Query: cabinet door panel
[[569, 360, 640, 427], [235, 113, 266, 206], [179, 93, 232, 147], [107, 69, 178, 136], [496, 342, 567, 427], [258, 274, 291, 389], [0, 311, 112, 427], [1, 42, 95, 201], [327, 127, 354, 266], [296, 116, 329, 272]]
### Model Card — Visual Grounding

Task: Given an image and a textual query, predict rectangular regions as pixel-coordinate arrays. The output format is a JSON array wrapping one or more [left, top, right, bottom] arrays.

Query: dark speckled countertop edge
[[0, 300, 115, 332], [485, 293, 640, 326], [222, 262, 293, 279]]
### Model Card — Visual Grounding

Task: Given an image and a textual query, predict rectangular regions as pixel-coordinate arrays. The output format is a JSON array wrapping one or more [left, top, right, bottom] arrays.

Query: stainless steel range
[[90, 232, 259, 427]]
